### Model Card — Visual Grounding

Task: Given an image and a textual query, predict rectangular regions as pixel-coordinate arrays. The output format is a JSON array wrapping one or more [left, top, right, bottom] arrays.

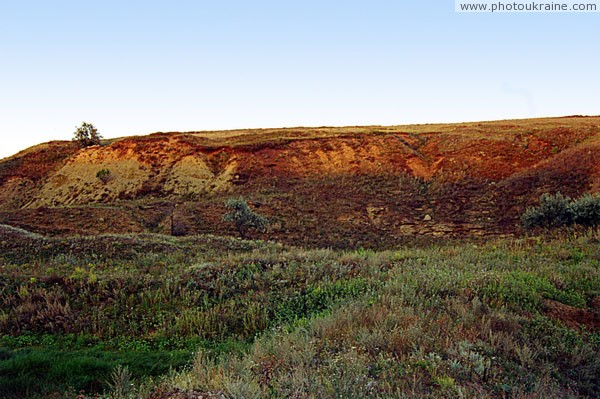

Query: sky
[[1, 1, 599, 159]]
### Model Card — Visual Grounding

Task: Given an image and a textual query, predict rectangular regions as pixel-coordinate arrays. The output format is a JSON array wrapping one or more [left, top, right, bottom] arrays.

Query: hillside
[[1, 116, 599, 247]]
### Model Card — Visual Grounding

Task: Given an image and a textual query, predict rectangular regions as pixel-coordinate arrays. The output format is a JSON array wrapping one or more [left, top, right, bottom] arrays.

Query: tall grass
[[0, 235, 389, 397], [1, 232, 598, 398], [161, 235, 599, 399]]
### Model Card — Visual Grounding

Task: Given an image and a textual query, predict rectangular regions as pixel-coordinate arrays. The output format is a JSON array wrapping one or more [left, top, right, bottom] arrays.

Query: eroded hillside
[[1, 116, 599, 247]]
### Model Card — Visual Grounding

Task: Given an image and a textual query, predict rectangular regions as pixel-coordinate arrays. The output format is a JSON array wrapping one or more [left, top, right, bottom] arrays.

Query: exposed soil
[[0, 116, 598, 248], [543, 298, 600, 332]]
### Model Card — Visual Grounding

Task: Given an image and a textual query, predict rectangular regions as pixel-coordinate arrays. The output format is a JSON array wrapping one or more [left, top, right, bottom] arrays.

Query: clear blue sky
[[1, 1, 598, 158]]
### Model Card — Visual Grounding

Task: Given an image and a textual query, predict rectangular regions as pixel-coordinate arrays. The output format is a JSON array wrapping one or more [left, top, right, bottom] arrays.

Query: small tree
[[223, 197, 269, 239], [73, 122, 102, 147]]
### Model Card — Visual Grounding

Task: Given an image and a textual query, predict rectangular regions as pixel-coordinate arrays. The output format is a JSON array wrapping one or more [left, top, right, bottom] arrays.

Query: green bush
[[223, 197, 269, 239], [570, 193, 600, 230], [521, 192, 573, 230], [522, 192, 600, 231], [96, 168, 111, 184]]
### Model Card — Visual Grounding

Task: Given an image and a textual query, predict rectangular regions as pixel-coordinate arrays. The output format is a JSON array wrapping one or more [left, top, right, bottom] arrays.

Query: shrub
[[521, 192, 573, 230], [570, 193, 600, 230], [96, 168, 111, 184], [73, 122, 102, 147], [522, 192, 600, 231], [223, 197, 269, 239]]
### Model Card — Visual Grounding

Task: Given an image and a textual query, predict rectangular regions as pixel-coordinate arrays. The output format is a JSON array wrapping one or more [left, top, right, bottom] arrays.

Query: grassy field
[[0, 227, 598, 398]]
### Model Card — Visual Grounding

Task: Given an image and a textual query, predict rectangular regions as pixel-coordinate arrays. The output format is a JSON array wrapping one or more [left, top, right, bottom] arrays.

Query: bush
[[522, 192, 600, 231], [521, 192, 573, 230], [570, 193, 600, 230], [73, 122, 102, 147], [223, 197, 269, 239], [96, 169, 111, 184]]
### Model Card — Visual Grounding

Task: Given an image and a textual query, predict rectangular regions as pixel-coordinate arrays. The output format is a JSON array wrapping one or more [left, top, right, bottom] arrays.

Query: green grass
[[0, 232, 598, 398], [0, 347, 191, 399]]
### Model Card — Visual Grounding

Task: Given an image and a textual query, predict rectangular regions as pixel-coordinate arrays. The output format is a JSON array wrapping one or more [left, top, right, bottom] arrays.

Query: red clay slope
[[0, 116, 598, 248]]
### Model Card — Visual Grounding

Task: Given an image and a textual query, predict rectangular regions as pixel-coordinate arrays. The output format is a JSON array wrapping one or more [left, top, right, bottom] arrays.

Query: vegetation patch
[[0, 228, 598, 398], [522, 192, 600, 231]]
